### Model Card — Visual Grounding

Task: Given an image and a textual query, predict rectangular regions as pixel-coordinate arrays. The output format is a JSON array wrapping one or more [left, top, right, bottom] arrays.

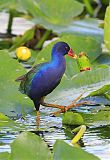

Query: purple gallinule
[[16, 42, 87, 125]]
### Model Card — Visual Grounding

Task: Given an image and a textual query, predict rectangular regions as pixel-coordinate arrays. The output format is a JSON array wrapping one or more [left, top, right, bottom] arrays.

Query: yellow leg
[[40, 97, 66, 112], [36, 111, 40, 126]]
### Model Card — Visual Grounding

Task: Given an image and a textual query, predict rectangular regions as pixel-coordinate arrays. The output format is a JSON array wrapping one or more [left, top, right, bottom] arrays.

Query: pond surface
[[0, 104, 110, 160], [0, 12, 110, 160]]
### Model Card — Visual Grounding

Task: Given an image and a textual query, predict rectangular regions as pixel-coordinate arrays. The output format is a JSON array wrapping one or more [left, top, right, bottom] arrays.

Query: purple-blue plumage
[[16, 42, 73, 111]]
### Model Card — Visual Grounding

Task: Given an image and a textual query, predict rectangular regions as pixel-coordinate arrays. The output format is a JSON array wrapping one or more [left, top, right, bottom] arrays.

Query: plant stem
[[36, 30, 52, 49], [7, 10, 14, 35], [83, 0, 94, 16], [71, 125, 86, 144]]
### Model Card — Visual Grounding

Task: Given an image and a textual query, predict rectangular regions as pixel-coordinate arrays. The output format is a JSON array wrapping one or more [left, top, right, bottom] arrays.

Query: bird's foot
[[51, 100, 95, 116], [50, 106, 66, 116], [65, 100, 91, 111]]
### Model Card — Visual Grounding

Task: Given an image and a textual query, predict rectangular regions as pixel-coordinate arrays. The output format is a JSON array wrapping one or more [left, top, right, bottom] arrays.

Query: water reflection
[[0, 108, 110, 160]]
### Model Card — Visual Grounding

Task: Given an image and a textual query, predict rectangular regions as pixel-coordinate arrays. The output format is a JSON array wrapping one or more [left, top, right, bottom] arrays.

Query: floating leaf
[[59, 18, 103, 42], [71, 67, 110, 89], [0, 50, 33, 116], [53, 140, 100, 160], [0, 112, 11, 121], [104, 5, 110, 53], [10, 132, 52, 160], [94, 53, 110, 66], [89, 85, 110, 96], [81, 106, 110, 126], [0, 0, 17, 10], [62, 112, 84, 126], [0, 152, 10, 160], [36, 0, 84, 24], [19, 0, 84, 26]]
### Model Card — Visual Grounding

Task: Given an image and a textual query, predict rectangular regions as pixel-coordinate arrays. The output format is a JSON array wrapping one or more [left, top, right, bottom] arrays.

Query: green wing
[[16, 63, 46, 95]]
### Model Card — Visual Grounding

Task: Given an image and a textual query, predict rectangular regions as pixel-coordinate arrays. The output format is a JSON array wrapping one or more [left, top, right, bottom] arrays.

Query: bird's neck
[[50, 54, 66, 76], [51, 53, 66, 66]]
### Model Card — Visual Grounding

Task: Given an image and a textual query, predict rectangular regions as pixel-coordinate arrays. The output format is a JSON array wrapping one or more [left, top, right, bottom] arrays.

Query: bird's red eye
[[65, 46, 69, 51]]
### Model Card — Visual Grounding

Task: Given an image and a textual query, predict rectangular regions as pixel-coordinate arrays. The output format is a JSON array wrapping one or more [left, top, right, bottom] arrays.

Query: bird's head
[[52, 42, 77, 58]]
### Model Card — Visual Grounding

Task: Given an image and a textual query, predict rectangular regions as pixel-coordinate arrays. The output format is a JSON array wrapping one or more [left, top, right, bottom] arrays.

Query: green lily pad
[[62, 112, 84, 126], [0, 0, 17, 10], [89, 85, 110, 96], [81, 106, 110, 126], [0, 50, 33, 116], [36, 0, 84, 25], [93, 53, 110, 66], [53, 140, 100, 160], [19, 0, 84, 26], [10, 132, 52, 160], [0, 152, 10, 160], [104, 5, 110, 53], [0, 112, 11, 121], [60, 18, 103, 42]]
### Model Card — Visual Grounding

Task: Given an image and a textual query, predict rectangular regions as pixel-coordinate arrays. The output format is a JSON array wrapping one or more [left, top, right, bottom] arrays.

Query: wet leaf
[[0, 152, 10, 160], [59, 18, 103, 42], [62, 112, 84, 126], [10, 132, 52, 160], [81, 107, 110, 126], [104, 5, 110, 53], [94, 53, 110, 66], [0, 50, 33, 116], [53, 140, 100, 160], [0, 0, 17, 10], [89, 85, 110, 96], [0, 112, 11, 121], [19, 0, 84, 26]]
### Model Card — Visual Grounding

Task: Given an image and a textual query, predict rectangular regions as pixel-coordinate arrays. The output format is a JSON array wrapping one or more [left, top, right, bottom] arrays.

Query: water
[[0, 12, 33, 35], [0, 108, 110, 160]]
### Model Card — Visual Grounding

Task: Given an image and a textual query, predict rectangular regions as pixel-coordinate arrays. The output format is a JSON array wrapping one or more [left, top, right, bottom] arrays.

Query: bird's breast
[[29, 57, 66, 98]]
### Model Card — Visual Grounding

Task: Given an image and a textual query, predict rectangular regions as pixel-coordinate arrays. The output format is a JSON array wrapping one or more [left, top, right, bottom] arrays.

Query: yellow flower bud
[[16, 46, 31, 61]]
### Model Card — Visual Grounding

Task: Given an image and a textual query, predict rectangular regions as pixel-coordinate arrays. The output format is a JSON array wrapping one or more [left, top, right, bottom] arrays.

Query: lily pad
[[10, 132, 52, 160], [19, 0, 84, 26], [89, 85, 110, 96], [0, 152, 10, 160], [60, 18, 103, 42], [53, 140, 100, 160], [104, 5, 110, 53], [81, 106, 110, 126], [0, 112, 11, 121], [62, 112, 84, 126], [0, 50, 33, 116], [0, 0, 17, 10]]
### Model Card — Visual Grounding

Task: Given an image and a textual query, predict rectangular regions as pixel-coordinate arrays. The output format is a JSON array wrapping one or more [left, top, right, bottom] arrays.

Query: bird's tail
[[15, 74, 26, 82]]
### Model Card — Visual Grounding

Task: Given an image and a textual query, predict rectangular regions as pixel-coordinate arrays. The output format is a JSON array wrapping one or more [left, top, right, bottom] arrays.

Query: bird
[[16, 42, 86, 125]]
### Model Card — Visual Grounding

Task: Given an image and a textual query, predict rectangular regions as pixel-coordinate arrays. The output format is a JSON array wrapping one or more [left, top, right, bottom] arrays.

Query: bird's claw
[[50, 106, 66, 116], [50, 100, 96, 116]]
